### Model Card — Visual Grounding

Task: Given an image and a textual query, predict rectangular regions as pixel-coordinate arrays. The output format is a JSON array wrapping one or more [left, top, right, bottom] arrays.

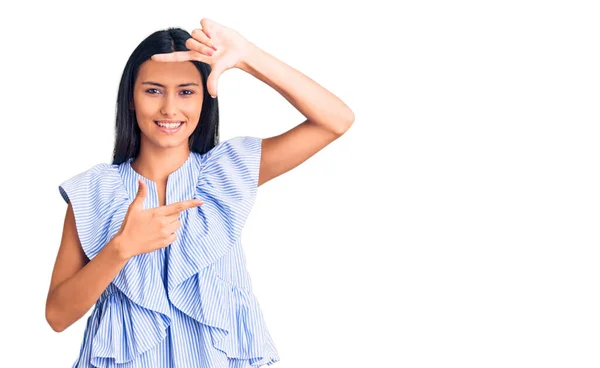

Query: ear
[[129, 101, 135, 111]]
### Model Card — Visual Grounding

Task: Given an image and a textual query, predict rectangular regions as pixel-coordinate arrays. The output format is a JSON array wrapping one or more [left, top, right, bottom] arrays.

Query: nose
[[160, 92, 178, 117]]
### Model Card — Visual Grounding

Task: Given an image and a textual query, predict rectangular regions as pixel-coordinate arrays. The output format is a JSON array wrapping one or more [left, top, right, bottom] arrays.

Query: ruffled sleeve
[[167, 136, 279, 364], [58, 163, 129, 261], [167, 135, 262, 290], [196, 134, 262, 219], [58, 164, 173, 367]]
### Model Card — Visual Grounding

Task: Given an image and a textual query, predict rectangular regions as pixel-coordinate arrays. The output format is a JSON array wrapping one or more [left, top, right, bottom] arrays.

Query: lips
[[154, 120, 184, 133], [154, 120, 183, 126]]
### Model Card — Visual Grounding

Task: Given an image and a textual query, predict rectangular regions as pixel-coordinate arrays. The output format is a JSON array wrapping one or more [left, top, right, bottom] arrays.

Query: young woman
[[46, 18, 354, 368]]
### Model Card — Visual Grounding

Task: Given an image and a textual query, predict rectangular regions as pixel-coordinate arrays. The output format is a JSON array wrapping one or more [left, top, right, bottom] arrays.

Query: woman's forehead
[[137, 59, 201, 84]]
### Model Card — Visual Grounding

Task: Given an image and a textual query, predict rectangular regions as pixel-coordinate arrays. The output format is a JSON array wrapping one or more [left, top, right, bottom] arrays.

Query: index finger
[[160, 199, 204, 216], [151, 51, 196, 62]]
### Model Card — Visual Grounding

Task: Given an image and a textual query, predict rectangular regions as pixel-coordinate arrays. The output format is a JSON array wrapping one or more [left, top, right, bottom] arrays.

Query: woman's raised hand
[[150, 18, 254, 99], [114, 179, 203, 260]]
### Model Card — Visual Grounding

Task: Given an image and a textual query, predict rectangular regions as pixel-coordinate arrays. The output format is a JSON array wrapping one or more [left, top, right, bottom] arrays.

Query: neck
[[131, 144, 191, 184]]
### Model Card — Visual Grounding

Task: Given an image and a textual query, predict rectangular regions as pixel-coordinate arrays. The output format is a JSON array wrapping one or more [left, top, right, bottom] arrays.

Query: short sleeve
[[199, 135, 262, 200], [58, 164, 128, 261], [197, 135, 262, 237]]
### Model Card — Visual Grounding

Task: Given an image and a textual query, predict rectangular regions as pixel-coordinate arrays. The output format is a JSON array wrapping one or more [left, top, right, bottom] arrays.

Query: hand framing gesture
[[151, 18, 254, 99]]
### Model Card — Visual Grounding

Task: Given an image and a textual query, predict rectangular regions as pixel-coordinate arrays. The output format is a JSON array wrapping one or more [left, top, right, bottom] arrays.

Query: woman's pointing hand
[[115, 179, 204, 260]]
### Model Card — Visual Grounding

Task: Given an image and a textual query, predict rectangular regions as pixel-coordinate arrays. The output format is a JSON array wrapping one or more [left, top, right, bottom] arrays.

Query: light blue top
[[58, 136, 280, 368]]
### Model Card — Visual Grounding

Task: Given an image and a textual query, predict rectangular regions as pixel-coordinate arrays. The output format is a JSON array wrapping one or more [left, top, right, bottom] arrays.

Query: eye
[[144, 88, 195, 95]]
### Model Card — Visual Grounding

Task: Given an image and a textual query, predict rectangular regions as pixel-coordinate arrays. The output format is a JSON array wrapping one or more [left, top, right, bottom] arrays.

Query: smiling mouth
[[154, 120, 184, 128]]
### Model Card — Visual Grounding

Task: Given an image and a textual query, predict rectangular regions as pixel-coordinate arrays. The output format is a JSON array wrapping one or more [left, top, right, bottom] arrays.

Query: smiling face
[[131, 60, 204, 150]]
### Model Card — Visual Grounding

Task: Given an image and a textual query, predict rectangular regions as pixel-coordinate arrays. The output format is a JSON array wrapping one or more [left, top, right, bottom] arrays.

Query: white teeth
[[156, 121, 182, 128]]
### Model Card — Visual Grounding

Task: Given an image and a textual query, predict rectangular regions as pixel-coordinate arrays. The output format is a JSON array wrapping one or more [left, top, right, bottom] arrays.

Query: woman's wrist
[[107, 234, 131, 262]]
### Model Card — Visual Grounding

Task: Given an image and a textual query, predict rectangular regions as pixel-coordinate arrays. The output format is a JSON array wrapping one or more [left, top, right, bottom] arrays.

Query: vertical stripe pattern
[[59, 136, 280, 367]]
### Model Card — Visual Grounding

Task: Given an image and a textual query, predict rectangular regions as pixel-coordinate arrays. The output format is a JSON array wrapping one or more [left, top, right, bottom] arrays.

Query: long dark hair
[[112, 27, 219, 165]]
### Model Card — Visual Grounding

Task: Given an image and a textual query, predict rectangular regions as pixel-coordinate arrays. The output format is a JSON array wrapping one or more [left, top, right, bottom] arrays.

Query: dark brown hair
[[112, 27, 219, 164]]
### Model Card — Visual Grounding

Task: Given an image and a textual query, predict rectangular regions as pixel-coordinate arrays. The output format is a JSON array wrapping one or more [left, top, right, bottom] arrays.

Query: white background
[[1, 0, 599, 367]]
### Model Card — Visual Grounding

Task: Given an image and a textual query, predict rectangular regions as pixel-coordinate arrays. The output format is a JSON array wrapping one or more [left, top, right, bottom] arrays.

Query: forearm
[[238, 43, 354, 134], [46, 236, 130, 332]]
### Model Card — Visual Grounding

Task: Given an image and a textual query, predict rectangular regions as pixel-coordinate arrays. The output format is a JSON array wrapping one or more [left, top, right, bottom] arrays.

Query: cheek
[[181, 97, 203, 110], [134, 96, 159, 116], [181, 102, 203, 121]]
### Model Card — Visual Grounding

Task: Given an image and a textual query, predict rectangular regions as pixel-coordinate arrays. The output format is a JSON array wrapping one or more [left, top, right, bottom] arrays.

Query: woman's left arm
[[237, 43, 355, 186], [152, 18, 355, 187], [239, 43, 355, 135]]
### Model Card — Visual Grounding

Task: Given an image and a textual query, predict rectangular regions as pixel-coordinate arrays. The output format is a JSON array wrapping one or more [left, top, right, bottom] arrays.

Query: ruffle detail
[[168, 136, 279, 364], [167, 136, 261, 289], [172, 266, 279, 365], [59, 164, 129, 262], [60, 136, 279, 367], [60, 164, 172, 367], [212, 272, 279, 365], [90, 288, 171, 367]]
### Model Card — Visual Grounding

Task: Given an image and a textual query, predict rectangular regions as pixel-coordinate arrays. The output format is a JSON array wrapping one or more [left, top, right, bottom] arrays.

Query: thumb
[[131, 179, 147, 209], [207, 69, 222, 98]]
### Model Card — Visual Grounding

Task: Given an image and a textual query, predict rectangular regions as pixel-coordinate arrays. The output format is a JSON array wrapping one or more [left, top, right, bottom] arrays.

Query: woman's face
[[132, 60, 204, 150]]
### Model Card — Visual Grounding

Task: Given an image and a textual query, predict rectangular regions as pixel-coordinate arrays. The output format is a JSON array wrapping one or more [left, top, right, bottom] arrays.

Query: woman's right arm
[[45, 202, 130, 333]]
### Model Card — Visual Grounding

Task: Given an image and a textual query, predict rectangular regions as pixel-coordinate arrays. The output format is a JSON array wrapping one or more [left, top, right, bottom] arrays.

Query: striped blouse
[[58, 136, 280, 368]]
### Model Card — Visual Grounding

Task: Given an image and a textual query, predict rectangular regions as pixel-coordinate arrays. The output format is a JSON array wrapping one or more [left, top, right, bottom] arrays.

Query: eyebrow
[[141, 81, 200, 88]]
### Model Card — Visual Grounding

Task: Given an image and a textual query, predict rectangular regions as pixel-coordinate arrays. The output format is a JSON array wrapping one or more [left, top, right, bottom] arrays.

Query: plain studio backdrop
[[0, 0, 598, 367]]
